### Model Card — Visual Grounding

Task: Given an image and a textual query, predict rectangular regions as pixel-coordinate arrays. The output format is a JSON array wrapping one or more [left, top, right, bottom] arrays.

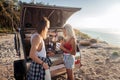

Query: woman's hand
[[60, 45, 70, 53], [43, 62, 49, 70]]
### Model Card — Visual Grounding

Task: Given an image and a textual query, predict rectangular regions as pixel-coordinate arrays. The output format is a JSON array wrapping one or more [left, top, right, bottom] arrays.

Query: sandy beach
[[0, 34, 120, 80]]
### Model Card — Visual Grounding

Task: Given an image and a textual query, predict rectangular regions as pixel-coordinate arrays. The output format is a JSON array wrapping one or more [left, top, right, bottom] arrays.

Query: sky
[[21, 0, 120, 32]]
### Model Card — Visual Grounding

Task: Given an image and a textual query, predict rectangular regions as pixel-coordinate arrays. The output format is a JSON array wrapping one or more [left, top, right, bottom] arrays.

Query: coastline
[[80, 28, 120, 47], [0, 34, 120, 80]]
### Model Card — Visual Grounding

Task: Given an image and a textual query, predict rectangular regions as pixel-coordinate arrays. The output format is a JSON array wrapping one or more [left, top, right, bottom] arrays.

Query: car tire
[[14, 59, 26, 80]]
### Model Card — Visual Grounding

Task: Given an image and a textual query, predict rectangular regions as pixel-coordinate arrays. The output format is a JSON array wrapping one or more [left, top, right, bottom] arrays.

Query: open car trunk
[[14, 3, 81, 80], [20, 3, 81, 60], [20, 4, 81, 29]]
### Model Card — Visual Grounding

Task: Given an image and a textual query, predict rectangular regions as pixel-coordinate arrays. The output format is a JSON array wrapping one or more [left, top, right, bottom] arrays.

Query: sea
[[79, 28, 120, 47]]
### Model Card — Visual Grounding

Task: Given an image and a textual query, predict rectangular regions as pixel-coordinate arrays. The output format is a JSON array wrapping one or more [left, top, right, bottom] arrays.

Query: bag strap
[[76, 44, 82, 68]]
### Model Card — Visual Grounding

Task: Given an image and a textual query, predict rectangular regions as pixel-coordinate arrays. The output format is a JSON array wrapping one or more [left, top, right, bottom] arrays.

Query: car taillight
[[75, 59, 80, 64]]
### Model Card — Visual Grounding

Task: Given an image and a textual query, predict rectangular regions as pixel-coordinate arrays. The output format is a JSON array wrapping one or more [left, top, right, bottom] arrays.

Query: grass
[[74, 28, 91, 40], [0, 27, 13, 33]]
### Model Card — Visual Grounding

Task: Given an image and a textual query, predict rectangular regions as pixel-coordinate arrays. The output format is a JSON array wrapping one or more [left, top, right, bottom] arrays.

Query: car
[[14, 3, 81, 80]]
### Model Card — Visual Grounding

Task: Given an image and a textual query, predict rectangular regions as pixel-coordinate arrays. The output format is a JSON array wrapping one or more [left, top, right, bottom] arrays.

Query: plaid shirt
[[27, 56, 52, 80]]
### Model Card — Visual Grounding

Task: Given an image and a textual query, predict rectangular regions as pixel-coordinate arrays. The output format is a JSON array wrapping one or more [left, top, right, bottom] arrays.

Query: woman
[[60, 24, 76, 80], [27, 17, 52, 80]]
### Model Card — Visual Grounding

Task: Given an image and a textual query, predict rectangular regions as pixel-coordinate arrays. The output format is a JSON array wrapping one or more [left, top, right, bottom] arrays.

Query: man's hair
[[37, 17, 49, 34]]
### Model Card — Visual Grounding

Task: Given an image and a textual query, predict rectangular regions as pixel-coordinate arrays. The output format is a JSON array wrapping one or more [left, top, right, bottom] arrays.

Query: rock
[[90, 39, 97, 43], [95, 68, 102, 75], [80, 41, 91, 46], [105, 58, 110, 64]]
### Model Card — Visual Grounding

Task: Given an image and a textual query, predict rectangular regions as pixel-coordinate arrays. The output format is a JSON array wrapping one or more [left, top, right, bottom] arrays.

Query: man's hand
[[43, 63, 49, 70]]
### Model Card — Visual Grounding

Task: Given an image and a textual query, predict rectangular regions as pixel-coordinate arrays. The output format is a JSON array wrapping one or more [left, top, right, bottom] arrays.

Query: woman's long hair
[[63, 24, 76, 40]]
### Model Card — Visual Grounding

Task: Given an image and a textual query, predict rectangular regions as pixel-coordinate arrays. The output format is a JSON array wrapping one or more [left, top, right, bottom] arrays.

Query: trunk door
[[20, 4, 81, 29]]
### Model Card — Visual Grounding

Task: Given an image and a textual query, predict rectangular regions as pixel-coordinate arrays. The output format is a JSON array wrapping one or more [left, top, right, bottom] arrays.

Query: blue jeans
[[63, 54, 75, 69]]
